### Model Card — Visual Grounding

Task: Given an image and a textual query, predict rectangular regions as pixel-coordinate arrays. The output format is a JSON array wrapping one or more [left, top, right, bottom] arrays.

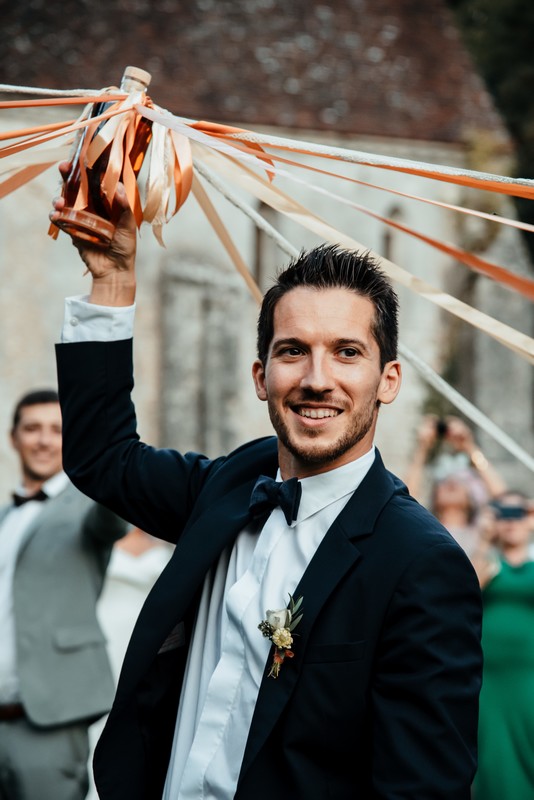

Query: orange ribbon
[[2, 88, 534, 306], [0, 93, 124, 109]]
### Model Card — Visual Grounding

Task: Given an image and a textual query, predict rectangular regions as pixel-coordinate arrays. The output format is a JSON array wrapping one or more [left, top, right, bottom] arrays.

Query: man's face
[[252, 287, 401, 478], [433, 479, 472, 520], [10, 402, 63, 484]]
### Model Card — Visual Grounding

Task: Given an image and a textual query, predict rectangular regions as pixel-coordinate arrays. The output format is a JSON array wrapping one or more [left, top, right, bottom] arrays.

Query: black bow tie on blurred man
[[12, 489, 48, 507]]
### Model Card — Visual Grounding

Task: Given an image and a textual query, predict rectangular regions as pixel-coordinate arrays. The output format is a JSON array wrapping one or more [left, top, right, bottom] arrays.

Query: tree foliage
[[447, 0, 534, 251]]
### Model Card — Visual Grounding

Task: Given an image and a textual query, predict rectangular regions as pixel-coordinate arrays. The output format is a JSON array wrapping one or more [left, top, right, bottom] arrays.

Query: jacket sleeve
[[56, 338, 219, 544], [82, 501, 129, 546], [371, 540, 482, 798]]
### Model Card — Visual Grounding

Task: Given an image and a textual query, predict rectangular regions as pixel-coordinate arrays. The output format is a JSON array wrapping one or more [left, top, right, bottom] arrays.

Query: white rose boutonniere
[[258, 594, 304, 679]]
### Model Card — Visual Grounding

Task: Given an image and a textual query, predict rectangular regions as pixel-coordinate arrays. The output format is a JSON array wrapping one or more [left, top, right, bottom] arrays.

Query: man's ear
[[377, 360, 402, 406], [9, 428, 19, 453], [252, 359, 268, 401]]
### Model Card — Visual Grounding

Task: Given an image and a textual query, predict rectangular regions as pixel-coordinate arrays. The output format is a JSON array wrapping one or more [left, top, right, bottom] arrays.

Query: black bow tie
[[12, 489, 48, 507], [249, 475, 302, 526]]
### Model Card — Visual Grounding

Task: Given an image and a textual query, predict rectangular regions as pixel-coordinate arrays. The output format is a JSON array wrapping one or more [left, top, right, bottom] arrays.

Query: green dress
[[474, 559, 534, 799]]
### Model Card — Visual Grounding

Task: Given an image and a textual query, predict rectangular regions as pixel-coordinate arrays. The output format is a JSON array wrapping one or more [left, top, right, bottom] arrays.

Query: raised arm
[[444, 416, 507, 499], [51, 177, 215, 544]]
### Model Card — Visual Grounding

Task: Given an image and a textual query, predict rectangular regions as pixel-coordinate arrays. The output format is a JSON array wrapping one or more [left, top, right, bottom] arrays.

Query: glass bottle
[[53, 66, 152, 246]]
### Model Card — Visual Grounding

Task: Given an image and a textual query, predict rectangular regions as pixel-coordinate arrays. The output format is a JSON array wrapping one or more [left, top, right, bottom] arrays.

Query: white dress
[[85, 541, 173, 800]]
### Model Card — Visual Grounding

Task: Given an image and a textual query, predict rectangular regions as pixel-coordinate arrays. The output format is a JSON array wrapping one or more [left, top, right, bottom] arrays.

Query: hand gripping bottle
[[53, 66, 152, 245]]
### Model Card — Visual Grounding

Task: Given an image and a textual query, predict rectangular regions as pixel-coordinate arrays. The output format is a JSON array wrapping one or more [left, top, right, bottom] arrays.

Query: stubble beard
[[267, 392, 378, 469], [23, 458, 61, 484]]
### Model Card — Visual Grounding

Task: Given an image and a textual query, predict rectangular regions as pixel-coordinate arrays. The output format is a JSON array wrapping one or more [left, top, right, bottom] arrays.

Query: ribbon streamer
[[5, 81, 530, 356], [218, 128, 534, 201], [191, 170, 263, 303], [185, 134, 534, 301]]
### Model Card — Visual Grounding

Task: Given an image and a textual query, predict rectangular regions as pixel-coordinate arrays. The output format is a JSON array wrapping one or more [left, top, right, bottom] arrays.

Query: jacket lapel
[[117, 441, 281, 691], [138, 440, 279, 635], [239, 452, 397, 780]]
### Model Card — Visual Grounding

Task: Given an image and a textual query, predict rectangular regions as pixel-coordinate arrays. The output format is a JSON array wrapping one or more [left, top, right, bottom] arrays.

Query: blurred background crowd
[[405, 414, 534, 798]]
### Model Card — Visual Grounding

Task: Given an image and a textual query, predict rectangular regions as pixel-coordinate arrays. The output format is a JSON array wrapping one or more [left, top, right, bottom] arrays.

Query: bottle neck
[[120, 77, 149, 94]]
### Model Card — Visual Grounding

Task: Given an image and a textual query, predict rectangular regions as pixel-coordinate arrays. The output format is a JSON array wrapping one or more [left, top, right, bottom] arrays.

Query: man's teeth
[[298, 408, 339, 419]]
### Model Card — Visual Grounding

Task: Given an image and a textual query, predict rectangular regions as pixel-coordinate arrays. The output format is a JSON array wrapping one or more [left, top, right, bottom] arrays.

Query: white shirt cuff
[[61, 295, 135, 343]]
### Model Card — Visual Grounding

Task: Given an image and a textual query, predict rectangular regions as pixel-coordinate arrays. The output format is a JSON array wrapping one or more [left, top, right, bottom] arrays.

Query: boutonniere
[[258, 594, 304, 679]]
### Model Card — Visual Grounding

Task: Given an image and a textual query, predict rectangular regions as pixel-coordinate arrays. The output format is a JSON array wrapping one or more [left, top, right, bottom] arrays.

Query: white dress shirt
[[60, 297, 375, 799], [0, 470, 69, 703]]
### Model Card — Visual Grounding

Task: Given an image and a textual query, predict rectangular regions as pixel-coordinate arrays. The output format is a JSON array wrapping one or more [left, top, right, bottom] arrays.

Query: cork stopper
[[122, 66, 152, 89]]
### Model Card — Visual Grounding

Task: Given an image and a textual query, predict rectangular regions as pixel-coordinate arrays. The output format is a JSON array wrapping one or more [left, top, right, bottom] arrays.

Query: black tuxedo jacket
[[56, 339, 482, 800]]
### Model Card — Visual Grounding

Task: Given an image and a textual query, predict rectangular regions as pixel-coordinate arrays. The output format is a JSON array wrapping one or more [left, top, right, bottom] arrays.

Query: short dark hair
[[493, 489, 530, 510], [496, 489, 529, 503], [12, 389, 59, 432], [257, 244, 399, 368]]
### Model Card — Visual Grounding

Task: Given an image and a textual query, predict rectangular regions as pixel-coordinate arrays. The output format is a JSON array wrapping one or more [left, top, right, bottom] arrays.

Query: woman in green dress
[[472, 491, 534, 799]]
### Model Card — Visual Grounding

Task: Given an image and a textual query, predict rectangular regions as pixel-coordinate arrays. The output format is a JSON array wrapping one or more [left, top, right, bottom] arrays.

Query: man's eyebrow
[[334, 337, 370, 352], [270, 336, 371, 353], [270, 337, 306, 351]]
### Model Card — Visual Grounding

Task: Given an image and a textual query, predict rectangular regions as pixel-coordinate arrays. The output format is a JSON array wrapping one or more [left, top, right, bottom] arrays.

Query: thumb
[[115, 181, 131, 210], [113, 183, 137, 234]]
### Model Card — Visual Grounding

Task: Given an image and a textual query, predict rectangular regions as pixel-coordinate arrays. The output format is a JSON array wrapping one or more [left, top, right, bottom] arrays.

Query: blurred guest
[[406, 414, 506, 501], [96, 527, 173, 680], [430, 475, 480, 557], [405, 414, 506, 555], [86, 527, 173, 800], [472, 491, 534, 799], [0, 389, 127, 800]]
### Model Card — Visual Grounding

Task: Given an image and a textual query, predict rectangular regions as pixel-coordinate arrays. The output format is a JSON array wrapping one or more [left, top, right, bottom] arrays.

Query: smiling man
[[52, 187, 482, 800]]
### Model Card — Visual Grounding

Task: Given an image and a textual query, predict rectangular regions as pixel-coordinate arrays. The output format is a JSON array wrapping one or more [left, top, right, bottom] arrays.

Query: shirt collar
[[276, 446, 375, 526], [42, 471, 69, 498], [14, 471, 69, 501]]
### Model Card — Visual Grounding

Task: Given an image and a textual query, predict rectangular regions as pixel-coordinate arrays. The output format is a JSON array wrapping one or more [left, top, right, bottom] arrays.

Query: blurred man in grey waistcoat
[[0, 389, 127, 800]]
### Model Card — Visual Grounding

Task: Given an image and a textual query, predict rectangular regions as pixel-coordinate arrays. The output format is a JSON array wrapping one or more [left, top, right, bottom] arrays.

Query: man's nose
[[300, 354, 334, 393], [37, 428, 56, 447]]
